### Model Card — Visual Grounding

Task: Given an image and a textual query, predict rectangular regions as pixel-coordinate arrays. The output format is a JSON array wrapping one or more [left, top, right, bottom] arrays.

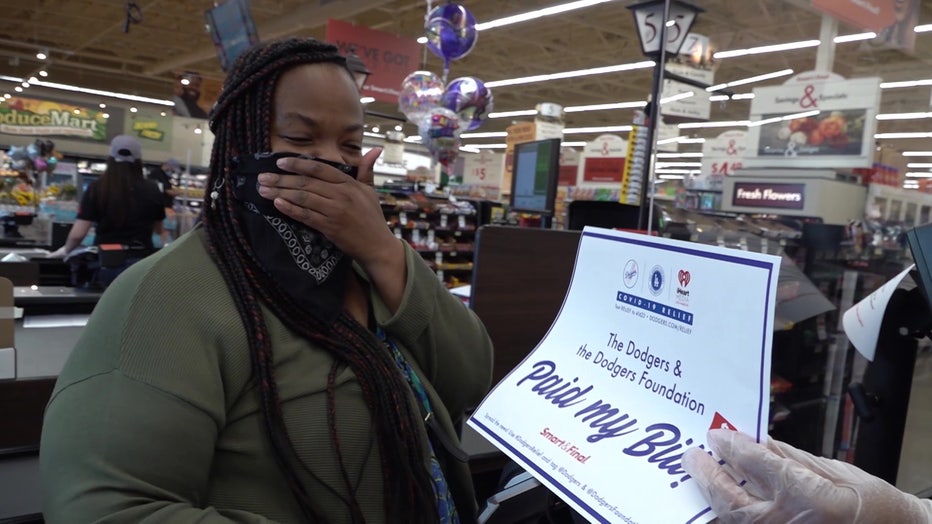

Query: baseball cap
[[109, 135, 142, 163]]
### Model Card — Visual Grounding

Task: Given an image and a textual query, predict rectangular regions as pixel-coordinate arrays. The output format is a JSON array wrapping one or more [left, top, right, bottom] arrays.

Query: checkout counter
[[0, 275, 102, 523]]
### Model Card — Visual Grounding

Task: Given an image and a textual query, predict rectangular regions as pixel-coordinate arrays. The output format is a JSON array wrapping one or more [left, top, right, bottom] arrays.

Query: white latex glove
[[46, 247, 68, 258], [682, 429, 932, 523]]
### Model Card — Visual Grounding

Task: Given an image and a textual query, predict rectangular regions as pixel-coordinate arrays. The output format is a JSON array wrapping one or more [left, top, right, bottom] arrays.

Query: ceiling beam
[[143, 0, 395, 76]]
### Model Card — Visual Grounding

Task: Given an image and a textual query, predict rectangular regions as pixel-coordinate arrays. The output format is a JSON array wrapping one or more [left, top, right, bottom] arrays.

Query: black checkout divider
[[0, 281, 102, 524]]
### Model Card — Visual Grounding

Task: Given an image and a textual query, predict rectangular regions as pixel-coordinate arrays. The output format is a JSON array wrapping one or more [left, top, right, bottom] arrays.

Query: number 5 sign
[[628, 0, 703, 56]]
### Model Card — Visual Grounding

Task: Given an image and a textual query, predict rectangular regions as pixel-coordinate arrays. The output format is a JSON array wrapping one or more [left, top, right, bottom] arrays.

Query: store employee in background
[[40, 37, 493, 523], [47, 135, 166, 284]]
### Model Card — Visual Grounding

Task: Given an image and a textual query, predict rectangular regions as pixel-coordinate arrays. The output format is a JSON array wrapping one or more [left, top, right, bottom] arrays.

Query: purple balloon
[[425, 4, 477, 64], [440, 77, 493, 131]]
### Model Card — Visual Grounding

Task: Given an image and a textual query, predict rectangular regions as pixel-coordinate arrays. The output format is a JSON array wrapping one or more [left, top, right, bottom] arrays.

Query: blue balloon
[[7, 145, 26, 161], [425, 4, 477, 65], [440, 77, 493, 131], [25, 143, 40, 160]]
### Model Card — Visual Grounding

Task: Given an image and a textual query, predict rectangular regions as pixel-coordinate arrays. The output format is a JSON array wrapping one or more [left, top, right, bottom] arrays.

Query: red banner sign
[[582, 157, 625, 183], [325, 19, 422, 104]]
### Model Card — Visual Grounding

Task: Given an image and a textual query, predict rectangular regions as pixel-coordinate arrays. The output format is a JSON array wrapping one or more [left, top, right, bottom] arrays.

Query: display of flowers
[[777, 111, 861, 150]]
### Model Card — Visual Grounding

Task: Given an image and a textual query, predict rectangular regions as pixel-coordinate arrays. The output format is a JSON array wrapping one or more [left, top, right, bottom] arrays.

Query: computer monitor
[[509, 138, 561, 216]]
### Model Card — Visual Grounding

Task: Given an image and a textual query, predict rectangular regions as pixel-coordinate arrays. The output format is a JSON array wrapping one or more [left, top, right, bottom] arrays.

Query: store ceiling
[[2, 0, 932, 151]]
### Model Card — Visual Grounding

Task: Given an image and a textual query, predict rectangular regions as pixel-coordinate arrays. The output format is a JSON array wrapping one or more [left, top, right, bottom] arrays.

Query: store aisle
[[897, 347, 932, 496]]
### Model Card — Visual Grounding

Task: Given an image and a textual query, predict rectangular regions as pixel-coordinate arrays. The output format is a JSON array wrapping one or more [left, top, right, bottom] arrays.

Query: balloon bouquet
[[8, 139, 60, 183], [398, 3, 494, 173]]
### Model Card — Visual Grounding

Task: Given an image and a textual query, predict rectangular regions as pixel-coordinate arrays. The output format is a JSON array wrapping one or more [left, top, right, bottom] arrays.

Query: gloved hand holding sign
[[682, 429, 932, 523]]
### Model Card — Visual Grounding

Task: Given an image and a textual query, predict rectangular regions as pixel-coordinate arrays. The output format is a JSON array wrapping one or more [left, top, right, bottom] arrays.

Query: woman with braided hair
[[40, 37, 493, 523]]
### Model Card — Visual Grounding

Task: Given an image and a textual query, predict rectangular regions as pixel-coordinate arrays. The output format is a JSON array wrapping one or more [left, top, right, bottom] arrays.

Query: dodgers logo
[[623, 259, 639, 288], [648, 265, 664, 296]]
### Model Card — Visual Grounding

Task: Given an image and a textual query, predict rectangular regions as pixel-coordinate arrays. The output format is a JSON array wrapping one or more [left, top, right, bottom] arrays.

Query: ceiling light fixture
[[748, 109, 820, 127], [834, 32, 876, 43], [707, 69, 794, 92], [130, 106, 138, 113], [28, 76, 39, 84], [36, 49, 48, 60], [476, 0, 617, 31], [38, 70, 48, 78], [99, 103, 106, 109], [658, 174, 687, 179], [0, 75, 174, 106], [363, 131, 385, 139], [713, 40, 820, 59], [880, 79, 932, 89], [565, 100, 645, 112], [915, 24, 932, 33], [906, 172, 932, 177], [194, 126, 203, 135], [360, 96, 375, 104], [660, 91, 696, 105], [461, 131, 508, 138], [467, 143, 508, 149], [903, 151, 932, 156], [561, 141, 588, 147], [678, 120, 750, 129], [180, 78, 190, 86], [875, 132, 932, 139], [14, 87, 22, 93], [906, 163, 932, 168], [485, 60, 654, 88], [2, 94, 10, 99], [102, 112, 110, 119], [656, 161, 702, 168], [876, 112, 932, 120], [656, 152, 703, 158], [563, 125, 634, 134], [488, 109, 538, 118]]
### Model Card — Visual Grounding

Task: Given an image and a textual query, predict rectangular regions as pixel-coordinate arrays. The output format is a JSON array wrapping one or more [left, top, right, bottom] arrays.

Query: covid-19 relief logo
[[623, 259, 638, 288], [648, 265, 664, 296]]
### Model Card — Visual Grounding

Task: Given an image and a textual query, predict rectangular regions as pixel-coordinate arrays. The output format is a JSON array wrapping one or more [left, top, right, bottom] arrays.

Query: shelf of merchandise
[[381, 195, 478, 288]]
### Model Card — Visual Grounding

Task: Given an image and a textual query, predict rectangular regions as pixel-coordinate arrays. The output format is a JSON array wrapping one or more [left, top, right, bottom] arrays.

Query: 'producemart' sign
[[0, 97, 108, 141]]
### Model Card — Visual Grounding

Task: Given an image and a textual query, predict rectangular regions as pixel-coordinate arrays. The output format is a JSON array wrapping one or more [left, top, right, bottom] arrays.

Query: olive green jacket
[[40, 228, 494, 523]]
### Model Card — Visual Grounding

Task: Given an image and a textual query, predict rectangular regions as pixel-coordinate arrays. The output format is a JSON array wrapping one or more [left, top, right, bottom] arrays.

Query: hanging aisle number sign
[[633, 3, 698, 55]]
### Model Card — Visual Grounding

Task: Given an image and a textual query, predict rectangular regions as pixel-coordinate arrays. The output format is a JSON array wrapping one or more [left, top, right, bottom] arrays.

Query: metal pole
[[637, 0, 671, 232]]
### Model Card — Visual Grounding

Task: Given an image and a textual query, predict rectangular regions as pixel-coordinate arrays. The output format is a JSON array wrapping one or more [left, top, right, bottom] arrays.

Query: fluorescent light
[[714, 40, 820, 59], [656, 161, 701, 168], [659, 91, 695, 104], [655, 169, 694, 174], [658, 174, 686, 179], [875, 132, 932, 139], [907, 163, 932, 168], [404, 136, 422, 143], [36, 51, 47, 60], [665, 20, 676, 27], [906, 172, 932, 177], [678, 120, 750, 129], [748, 109, 820, 127], [709, 94, 729, 102], [476, 0, 615, 31], [469, 143, 508, 149], [371, 126, 380, 133], [903, 151, 932, 156], [564, 100, 645, 112], [460, 146, 481, 153], [877, 112, 932, 120], [0, 75, 175, 106], [563, 125, 633, 134], [561, 141, 587, 147], [657, 152, 703, 158], [916, 24, 932, 33], [417, 36, 428, 44], [38, 70, 48, 77], [677, 137, 706, 144], [363, 131, 385, 139], [488, 109, 538, 118], [28, 76, 38, 84], [834, 32, 876, 43], [707, 69, 793, 92], [360, 96, 375, 104], [461, 131, 507, 138], [485, 60, 654, 88], [14, 86, 22, 92], [880, 79, 932, 89]]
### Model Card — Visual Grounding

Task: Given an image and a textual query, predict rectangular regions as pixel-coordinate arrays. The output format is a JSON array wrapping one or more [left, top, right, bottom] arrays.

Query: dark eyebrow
[[279, 112, 363, 134]]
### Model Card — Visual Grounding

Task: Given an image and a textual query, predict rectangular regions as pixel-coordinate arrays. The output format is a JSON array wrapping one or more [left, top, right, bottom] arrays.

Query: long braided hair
[[203, 38, 437, 523]]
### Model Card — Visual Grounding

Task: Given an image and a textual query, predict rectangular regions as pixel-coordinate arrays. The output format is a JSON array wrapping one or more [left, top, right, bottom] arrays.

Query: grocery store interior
[[2, 0, 932, 522]]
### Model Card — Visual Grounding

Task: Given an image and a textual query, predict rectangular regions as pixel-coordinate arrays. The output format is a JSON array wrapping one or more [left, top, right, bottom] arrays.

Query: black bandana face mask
[[230, 152, 359, 320]]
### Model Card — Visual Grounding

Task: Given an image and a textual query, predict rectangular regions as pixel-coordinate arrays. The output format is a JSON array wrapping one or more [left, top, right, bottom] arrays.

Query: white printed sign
[[662, 63, 713, 121], [693, 130, 747, 191], [463, 149, 504, 188], [469, 227, 780, 524], [745, 76, 881, 169], [842, 264, 915, 361]]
